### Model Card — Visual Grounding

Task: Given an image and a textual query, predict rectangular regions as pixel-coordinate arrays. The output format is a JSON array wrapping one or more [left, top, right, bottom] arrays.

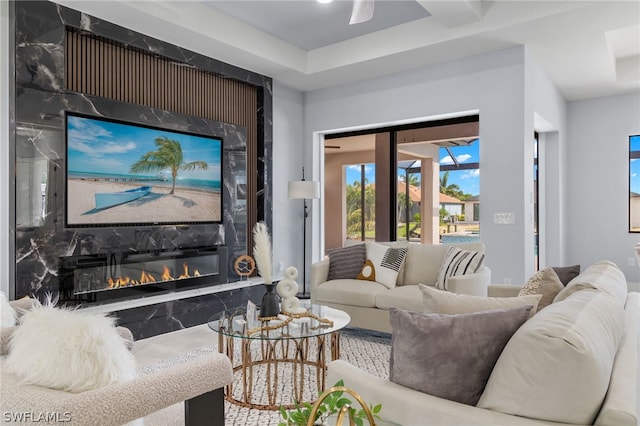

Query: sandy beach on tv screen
[[67, 179, 221, 225]]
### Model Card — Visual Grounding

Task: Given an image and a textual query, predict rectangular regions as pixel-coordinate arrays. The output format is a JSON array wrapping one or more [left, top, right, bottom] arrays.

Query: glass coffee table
[[208, 304, 350, 410]]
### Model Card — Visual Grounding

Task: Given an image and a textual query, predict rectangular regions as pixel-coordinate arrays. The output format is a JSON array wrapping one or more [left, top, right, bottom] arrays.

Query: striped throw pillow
[[357, 242, 408, 289], [437, 246, 485, 290], [327, 244, 366, 280]]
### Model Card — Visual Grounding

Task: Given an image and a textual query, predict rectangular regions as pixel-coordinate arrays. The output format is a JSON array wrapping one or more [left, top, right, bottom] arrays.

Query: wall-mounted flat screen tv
[[65, 112, 223, 228]]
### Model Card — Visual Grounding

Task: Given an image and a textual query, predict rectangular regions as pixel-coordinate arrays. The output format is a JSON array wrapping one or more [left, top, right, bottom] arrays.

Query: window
[[324, 115, 479, 249], [439, 140, 480, 243], [630, 135, 640, 232], [397, 161, 421, 241], [346, 163, 376, 241]]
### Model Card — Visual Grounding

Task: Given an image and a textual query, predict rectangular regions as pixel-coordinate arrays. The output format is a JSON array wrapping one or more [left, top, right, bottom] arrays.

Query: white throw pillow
[[357, 242, 407, 289], [5, 304, 136, 393], [0, 292, 16, 328], [436, 246, 485, 290], [477, 290, 625, 424], [420, 284, 541, 318]]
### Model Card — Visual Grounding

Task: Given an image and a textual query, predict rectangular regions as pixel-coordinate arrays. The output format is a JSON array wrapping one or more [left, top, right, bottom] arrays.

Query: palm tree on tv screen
[[130, 136, 208, 195]]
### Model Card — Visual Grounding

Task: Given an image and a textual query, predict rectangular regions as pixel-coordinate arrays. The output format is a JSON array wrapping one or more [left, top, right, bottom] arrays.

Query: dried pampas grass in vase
[[253, 222, 279, 318]]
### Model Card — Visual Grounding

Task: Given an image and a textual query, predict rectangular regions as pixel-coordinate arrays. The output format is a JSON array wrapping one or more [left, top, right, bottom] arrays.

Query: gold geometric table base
[[218, 329, 342, 410]]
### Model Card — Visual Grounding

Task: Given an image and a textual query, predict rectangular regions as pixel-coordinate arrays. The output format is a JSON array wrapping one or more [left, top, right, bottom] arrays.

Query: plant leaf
[[290, 412, 307, 423], [336, 397, 351, 408], [279, 406, 288, 419]]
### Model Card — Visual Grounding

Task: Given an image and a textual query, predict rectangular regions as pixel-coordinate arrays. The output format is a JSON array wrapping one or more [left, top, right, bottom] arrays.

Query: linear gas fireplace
[[59, 246, 228, 306]]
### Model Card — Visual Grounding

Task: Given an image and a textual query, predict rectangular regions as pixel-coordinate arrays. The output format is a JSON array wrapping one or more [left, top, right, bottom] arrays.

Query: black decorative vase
[[260, 284, 280, 318]]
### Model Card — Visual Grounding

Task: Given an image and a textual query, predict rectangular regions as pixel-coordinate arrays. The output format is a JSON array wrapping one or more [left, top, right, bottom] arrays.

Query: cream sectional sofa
[[327, 261, 639, 426], [311, 241, 490, 333]]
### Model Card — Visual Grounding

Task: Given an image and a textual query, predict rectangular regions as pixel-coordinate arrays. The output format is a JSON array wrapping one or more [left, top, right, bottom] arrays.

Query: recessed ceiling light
[[317, 0, 333, 3]]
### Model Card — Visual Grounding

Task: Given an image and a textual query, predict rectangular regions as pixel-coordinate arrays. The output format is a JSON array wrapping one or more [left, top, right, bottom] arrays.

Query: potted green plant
[[278, 380, 382, 426]]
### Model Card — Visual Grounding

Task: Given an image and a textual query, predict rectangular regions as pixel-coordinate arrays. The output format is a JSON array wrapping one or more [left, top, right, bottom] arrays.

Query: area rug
[[141, 327, 391, 426]]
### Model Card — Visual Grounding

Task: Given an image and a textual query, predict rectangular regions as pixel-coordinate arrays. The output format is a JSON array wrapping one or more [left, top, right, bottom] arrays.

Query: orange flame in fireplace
[[104, 261, 202, 290], [161, 265, 173, 281], [178, 262, 201, 279], [140, 270, 156, 284]]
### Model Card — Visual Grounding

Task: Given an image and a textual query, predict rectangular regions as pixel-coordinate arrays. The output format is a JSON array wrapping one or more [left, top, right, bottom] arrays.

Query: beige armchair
[[1, 352, 232, 425], [1, 298, 233, 425]]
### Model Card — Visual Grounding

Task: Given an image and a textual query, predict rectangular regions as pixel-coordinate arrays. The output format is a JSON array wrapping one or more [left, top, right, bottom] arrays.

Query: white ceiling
[[203, 1, 431, 50], [56, 0, 640, 101]]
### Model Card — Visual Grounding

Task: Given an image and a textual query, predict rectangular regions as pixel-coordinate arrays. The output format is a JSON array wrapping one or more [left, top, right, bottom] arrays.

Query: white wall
[[567, 92, 640, 282], [272, 83, 306, 284], [303, 46, 539, 284], [526, 49, 569, 270], [1, 0, 10, 297]]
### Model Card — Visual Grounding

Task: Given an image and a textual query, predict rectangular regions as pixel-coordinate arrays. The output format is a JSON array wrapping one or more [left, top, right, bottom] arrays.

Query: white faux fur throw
[[0, 291, 16, 328], [5, 303, 136, 393]]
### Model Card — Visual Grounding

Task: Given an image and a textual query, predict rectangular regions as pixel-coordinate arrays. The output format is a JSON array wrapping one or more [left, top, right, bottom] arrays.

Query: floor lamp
[[288, 167, 320, 298]]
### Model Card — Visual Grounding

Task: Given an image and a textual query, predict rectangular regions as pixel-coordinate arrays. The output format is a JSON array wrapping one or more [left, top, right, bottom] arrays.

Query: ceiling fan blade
[[349, 0, 374, 25]]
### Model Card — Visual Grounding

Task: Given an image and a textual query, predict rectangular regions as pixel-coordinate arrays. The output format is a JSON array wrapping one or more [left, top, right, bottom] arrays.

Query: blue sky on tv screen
[[631, 135, 640, 194], [345, 140, 480, 196], [67, 115, 222, 182]]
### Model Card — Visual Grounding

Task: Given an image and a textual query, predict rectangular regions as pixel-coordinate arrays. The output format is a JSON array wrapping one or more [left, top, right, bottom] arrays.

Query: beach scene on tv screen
[[66, 114, 222, 226]]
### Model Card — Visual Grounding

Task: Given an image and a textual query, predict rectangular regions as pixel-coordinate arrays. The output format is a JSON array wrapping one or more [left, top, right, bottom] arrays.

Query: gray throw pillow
[[389, 305, 532, 406], [327, 244, 366, 280], [551, 264, 581, 286]]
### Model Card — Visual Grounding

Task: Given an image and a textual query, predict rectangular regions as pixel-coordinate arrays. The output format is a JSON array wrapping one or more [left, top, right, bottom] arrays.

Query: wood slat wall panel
[[65, 29, 258, 251]]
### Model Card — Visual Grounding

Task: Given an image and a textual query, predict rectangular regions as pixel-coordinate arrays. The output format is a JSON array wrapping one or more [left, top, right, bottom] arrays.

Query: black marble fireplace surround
[[10, 1, 273, 338], [59, 246, 229, 306]]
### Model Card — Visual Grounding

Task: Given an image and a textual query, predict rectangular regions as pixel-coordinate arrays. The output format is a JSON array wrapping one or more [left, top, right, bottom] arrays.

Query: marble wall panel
[[11, 1, 273, 328]]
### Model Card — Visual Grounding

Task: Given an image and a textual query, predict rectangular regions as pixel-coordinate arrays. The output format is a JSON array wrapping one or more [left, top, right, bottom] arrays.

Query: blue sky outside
[[345, 139, 480, 196], [630, 135, 640, 193], [67, 115, 222, 181]]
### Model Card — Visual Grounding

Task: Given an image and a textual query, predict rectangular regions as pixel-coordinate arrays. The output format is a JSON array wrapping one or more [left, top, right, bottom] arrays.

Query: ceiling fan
[[349, 0, 374, 25]]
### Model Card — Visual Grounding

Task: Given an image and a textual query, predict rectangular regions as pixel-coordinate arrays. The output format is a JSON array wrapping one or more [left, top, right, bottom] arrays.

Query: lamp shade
[[288, 180, 320, 199]]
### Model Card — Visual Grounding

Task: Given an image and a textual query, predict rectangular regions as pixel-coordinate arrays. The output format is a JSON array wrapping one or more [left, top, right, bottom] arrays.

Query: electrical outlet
[[629, 257, 636, 267], [277, 261, 284, 272], [494, 212, 515, 225], [503, 278, 512, 285]]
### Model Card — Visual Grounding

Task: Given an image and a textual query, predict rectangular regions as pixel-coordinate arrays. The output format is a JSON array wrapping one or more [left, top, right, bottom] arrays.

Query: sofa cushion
[[401, 242, 484, 286], [327, 244, 366, 280], [401, 244, 446, 286], [554, 260, 627, 306], [420, 284, 541, 318], [436, 246, 485, 290], [314, 279, 388, 308], [552, 264, 581, 286], [357, 242, 408, 289], [375, 285, 424, 313], [478, 290, 625, 424], [518, 267, 564, 310], [389, 305, 532, 406], [595, 292, 640, 426]]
